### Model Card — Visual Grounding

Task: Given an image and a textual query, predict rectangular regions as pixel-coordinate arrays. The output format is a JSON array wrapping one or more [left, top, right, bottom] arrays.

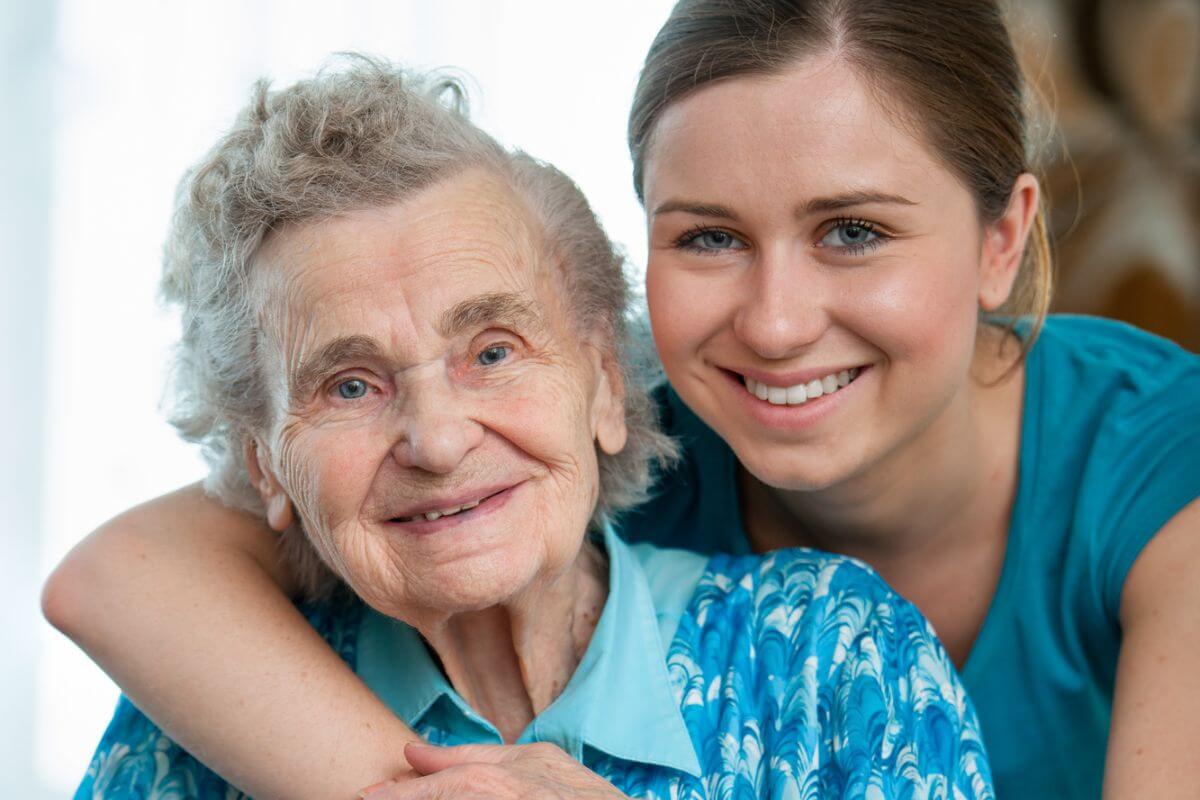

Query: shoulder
[[697, 547, 901, 607], [297, 588, 366, 667], [673, 551, 992, 796], [1032, 315, 1200, 403], [74, 595, 364, 799], [76, 697, 251, 799], [1024, 316, 1200, 609], [686, 549, 936, 667]]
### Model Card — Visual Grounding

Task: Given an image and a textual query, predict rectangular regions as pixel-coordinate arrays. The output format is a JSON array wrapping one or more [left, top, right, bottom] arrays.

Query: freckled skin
[[643, 55, 1014, 497], [248, 169, 626, 739]]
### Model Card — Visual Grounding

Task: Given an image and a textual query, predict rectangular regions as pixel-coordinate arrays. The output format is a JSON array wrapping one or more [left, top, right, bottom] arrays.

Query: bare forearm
[[43, 484, 421, 799]]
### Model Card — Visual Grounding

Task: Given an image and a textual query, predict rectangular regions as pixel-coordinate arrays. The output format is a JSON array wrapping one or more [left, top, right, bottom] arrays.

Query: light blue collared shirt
[[354, 525, 707, 777]]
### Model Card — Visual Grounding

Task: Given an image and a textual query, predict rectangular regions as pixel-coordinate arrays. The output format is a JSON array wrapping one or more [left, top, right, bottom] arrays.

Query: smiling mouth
[[740, 366, 864, 406], [391, 487, 509, 523]]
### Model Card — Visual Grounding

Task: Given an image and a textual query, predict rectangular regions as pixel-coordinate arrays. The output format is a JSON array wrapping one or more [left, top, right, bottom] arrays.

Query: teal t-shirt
[[618, 315, 1200, 799]]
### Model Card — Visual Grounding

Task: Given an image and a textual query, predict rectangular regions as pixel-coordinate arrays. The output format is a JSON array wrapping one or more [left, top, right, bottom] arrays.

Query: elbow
[[42, 544, 94, 641], [41, 513, 140, 644]]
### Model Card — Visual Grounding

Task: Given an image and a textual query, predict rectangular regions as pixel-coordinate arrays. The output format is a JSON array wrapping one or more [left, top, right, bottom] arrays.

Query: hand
[[358, 741, 629, 800]]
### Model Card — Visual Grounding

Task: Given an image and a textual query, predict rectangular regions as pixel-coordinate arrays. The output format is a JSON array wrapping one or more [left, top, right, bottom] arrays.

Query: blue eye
[[336, 378, 368, 399], [677, 227, 747, 253], [819, 220, 884, 252], [477, 345, 510, 366]]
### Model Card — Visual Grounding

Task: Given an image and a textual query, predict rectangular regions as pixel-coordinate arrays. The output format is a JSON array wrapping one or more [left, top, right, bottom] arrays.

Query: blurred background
[[1, 0, 1196, 796]]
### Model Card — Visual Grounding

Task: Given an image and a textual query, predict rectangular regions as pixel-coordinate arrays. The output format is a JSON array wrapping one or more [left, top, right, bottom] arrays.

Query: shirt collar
[[355, 524, 702, 777]]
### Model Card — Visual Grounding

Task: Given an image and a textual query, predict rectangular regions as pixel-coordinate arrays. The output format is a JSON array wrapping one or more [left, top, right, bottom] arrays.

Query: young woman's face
[[642, 56, 1011, 491]]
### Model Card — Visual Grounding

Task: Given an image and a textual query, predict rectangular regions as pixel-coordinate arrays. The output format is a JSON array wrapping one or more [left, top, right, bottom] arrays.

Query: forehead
[[255, 168, 556, 339], [644, 55, 946, 208]]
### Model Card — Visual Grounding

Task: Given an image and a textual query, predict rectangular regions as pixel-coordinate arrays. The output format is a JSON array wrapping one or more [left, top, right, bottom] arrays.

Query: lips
[[388, 484, 515, 524]]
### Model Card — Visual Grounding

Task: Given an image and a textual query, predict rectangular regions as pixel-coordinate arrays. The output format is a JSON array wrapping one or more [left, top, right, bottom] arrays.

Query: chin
[[422, 560, 536, 613], [738, 444, 866, 494]]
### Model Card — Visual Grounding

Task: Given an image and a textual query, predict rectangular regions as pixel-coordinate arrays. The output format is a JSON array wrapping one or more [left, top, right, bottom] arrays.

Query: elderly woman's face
[[249, 169, 625, 621]]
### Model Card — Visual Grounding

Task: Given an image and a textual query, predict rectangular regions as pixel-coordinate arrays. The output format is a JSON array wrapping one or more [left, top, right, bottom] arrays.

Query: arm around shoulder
[[43, 484, 422, 800]]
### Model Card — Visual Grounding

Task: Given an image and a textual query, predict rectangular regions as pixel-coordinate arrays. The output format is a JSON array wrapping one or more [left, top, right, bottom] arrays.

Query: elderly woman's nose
[[732, 253, 830, 360], [389, 378, 485, 474]]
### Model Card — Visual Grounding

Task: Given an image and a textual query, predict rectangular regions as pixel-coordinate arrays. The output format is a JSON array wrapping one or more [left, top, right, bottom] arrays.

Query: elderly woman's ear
[[243, 437, 295, 532], [591, 348, 629, 457]]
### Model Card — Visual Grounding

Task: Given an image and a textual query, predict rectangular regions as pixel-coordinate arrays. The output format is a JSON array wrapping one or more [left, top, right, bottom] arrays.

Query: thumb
[[404, 742, 512, 775]]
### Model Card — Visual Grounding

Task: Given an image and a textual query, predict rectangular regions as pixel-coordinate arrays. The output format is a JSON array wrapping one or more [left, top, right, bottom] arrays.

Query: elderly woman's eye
[[335, 378, 369, 399], [819, 219, 885, 252], [477, 345, 511, 367]]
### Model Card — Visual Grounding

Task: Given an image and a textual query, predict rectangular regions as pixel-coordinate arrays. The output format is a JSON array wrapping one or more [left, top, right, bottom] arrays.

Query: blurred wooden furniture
[[1011, 0, 1200, 350]]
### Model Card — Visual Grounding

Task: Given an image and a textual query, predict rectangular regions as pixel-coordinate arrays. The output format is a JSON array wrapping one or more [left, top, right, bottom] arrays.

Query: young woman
[[46, 1, 1200, 798]]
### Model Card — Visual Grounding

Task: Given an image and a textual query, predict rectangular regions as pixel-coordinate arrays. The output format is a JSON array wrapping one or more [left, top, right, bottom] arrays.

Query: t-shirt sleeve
[[1087, 369, 1200, 620], [817, 565, 995, 799]]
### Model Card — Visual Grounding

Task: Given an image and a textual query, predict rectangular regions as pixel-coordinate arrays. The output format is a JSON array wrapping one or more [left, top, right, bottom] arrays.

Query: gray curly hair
[[163, 56, 676, 597]]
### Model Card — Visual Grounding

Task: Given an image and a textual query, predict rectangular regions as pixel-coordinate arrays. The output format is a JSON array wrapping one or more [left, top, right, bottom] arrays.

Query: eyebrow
[[290, 334, 383, 403], [438, 291, 546, 339], [801, 191, 917, 214], [650, 200, 740, 221], [651, 191, 917, 220]]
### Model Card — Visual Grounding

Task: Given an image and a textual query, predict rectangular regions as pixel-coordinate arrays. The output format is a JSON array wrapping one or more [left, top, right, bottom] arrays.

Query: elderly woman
[[70, 59, 991, 800]]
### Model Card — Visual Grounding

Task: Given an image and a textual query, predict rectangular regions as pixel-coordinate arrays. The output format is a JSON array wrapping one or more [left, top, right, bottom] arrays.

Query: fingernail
[[357, 780, 393, 798]]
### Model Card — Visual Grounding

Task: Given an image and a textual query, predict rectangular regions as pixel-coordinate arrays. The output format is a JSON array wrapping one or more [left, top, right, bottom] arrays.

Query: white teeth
[[742, 367, 863, 407], [405, 498, 482, 523]]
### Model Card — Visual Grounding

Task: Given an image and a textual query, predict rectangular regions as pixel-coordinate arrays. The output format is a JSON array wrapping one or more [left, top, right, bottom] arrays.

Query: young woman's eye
[[818, 219, 886, 253], [335, 378, 369, 399], [675, 227, 748, 253], [476, 345, 511, 367]]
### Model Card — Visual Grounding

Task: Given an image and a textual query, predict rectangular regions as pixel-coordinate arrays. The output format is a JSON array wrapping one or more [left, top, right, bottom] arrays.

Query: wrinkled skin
[[359, 743, 627, 800], [247, 167, 628, 744]]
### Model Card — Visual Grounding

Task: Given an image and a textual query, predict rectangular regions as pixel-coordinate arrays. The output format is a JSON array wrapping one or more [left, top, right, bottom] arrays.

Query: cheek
[[276, 423, 386, 538], [473, 367, 603, 531], [645, 258, 728, 364], [843, 245, 982, 365]]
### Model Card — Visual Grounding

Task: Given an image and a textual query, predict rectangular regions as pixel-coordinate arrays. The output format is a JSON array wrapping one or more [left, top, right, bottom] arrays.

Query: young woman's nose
[[389, 374, 485, 474], [732, 252, 829, 360]]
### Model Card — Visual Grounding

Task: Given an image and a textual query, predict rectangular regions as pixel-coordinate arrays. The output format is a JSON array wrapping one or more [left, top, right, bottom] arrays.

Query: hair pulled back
[[628, 0, 1052, 345]]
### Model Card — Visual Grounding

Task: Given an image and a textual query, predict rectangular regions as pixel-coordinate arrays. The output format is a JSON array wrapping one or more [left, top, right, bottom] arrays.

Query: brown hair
[[628, 0, 1053, 349]]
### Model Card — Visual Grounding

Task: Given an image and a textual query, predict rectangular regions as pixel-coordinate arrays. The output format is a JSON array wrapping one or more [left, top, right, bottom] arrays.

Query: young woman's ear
[[243, 437, 295, 532], [979, 173, 1041, 311]]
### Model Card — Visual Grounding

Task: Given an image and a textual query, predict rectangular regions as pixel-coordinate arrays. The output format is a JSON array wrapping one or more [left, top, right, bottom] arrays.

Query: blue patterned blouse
[[76, 527, 993, 799]]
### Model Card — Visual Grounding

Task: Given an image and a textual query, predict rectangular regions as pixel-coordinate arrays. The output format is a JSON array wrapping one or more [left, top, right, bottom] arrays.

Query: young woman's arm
[[1104, 497, 1200, 798], [42, 484, 421, 800]]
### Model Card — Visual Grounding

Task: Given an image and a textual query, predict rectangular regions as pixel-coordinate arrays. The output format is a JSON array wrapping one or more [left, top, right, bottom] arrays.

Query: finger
[[404, 742, 513, 774], [361, 768, 490, 800], [358, 779, 400, 799]]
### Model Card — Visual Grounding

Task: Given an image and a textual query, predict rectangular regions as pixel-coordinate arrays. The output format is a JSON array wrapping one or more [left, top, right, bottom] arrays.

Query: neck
[[415, 539, 609, 743], [744, 329, 1025, 568]]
